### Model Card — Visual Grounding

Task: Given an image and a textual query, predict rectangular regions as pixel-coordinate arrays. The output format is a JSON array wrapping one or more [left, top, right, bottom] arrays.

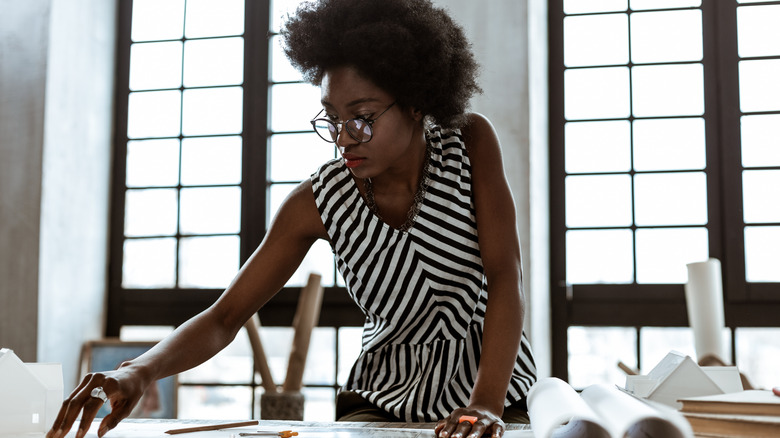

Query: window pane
[[285, 240, 336, 287], [739, 60, 780, 113], [634, 172, 708, 226], [181, 136, 242, 186], [302, 387, 336, 422], [271, 35, 303, 83], [736, 328, 780, 390], [179, 187, 241, 235], [639, 327, 730, 371], [303, 328, 336, 385], [743, 170, 780, 223], [632, 63, 704, 117], [127, 90, 181, 139], [178, 386, 252, 420], [564, 14, 628, 67], [122, 238, 177, 288], [270, 83, 323, 132], [126, 139, 180, 187], [271, 0, 308, 32], [744, 226, 780, 282], [129, 41, 183, 91], [125, 189, 178, 237], [568, 326, 636, 388], [182, 87, 243, 136], [179, 334, 252, 384], [566, 229, 634, 284], [630, 10, 702, 64], [179, 235, 240, 288], [566, 175, 632, 227], [184, 0, 244, 38], [635, 227, 709, 283], [564, 67, 630, 120], [565, 121, 631, 174], [183, 37, 244, 87], [269, 183, 296, 225], [270, 133, 336, 181], [338, 327, 363, 386], [564, 0, 627, 14], [633, 118, 706, 171], [737, 5, 780, 58], [261, 327, 293, 384], [741, 115, 780, 167], [119, 326, 174, 341], [131, 0, 184, 42], [630, 0, 701, 9]]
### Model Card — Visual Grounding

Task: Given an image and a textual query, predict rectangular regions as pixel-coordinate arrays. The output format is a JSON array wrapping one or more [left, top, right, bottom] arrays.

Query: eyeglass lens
[[316, 119, 372, 143]]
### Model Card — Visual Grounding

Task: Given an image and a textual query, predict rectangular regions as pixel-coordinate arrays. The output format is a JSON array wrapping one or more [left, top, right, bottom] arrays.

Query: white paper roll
[[685, 258, 726, 362]]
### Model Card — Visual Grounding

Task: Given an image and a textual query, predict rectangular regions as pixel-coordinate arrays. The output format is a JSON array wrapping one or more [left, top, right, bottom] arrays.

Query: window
[[550, 0, 780, 387], [108, 0, 363, 419]]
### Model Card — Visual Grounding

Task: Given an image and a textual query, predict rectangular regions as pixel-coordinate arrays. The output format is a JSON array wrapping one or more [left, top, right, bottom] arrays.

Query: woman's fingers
[[435, 408, 506, 438], [74, 396, 107, 438], [489, 422, 506, 438], [47, 374, 99, 438], [97, 396, 137, 437]]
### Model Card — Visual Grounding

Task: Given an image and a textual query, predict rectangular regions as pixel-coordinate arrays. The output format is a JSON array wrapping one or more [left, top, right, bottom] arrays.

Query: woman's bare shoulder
[[270, 179, 328, 241], [459, 112, 501, 158]]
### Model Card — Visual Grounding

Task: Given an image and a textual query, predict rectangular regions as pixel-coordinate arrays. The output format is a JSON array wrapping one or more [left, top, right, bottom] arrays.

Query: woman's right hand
[[46, 362, 152, 438]]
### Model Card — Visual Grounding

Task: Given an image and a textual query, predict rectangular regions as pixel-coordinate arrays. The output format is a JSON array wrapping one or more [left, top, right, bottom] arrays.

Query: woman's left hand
[[434, 406, 505, 438]]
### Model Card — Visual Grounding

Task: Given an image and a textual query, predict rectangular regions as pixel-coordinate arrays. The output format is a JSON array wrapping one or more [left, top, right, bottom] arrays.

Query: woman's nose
[[335, 123, 355, 147]]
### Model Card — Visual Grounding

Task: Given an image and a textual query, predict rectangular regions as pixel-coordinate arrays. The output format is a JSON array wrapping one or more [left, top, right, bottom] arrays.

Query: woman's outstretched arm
[[48, 180, 327, 438]]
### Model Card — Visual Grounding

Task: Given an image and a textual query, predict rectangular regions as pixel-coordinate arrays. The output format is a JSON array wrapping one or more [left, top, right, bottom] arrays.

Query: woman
[[47, 1, 536, 438]]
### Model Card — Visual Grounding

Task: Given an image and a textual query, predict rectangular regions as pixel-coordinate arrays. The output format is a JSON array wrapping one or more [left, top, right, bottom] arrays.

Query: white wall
[[436, 0, 550, 377], [0, 0, 116, 391], [0, 0, 49, 363]]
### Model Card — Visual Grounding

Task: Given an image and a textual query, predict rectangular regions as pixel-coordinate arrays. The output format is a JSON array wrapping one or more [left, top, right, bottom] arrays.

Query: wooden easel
[[243, 272, 325, 393]]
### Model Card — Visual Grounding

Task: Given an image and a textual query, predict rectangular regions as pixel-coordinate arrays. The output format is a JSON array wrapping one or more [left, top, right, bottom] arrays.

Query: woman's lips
[[342, 154, 365, 168]]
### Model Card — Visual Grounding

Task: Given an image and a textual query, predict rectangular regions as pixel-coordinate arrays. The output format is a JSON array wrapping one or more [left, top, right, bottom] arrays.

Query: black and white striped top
[[311, 125, 537, 422]]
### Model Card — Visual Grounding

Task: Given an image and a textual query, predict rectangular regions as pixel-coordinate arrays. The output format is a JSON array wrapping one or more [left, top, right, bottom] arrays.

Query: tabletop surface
[[50, 419, 533, 438]]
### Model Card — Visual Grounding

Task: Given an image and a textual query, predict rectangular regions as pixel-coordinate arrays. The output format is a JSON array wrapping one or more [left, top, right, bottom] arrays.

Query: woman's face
[[319, 66, 425, 180]]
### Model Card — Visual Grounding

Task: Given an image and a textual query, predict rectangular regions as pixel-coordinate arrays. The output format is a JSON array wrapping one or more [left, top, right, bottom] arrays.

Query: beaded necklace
[[363, 140, 433, 232]]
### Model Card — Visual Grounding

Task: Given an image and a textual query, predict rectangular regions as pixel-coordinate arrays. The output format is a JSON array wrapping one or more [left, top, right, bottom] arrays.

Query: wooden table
[[59, 419, 533, 438]]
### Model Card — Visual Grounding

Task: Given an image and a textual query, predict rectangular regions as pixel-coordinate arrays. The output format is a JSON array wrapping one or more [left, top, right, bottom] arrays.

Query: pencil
[[164, 420, 259, 434]]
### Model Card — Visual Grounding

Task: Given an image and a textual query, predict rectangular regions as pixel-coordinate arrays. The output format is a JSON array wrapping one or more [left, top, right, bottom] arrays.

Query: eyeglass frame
[[310, 101, 397, 143]]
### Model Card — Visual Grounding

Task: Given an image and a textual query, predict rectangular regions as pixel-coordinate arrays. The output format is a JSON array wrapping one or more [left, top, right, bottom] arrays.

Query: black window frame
[[549, 0, 780, 380], [106, 0, 363, 336]]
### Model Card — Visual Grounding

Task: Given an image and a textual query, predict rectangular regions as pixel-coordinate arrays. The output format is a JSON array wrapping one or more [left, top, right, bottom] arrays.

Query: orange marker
[[239, 431, 298, 437]]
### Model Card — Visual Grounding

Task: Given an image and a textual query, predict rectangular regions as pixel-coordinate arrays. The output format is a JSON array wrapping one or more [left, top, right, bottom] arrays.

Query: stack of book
[[678, 390, 780, 437]]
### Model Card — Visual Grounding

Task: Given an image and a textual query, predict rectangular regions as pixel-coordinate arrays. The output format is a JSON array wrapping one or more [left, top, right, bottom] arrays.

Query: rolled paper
[[685, 258, 727, 363]]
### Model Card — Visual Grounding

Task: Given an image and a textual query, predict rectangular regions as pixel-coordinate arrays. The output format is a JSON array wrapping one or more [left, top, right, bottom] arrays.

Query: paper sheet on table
[[61, 420, 533, 438]]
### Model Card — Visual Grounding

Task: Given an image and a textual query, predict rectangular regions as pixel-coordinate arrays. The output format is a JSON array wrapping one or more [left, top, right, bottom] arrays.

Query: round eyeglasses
[[310, 101, 396, 143]]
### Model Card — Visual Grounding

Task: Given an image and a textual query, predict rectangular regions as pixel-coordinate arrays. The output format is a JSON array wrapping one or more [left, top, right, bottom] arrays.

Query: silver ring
[[90, 386, 108, 403]]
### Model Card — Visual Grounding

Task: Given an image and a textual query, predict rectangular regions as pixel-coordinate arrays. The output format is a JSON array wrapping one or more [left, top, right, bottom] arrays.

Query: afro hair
[[280, 0, 482, 128]]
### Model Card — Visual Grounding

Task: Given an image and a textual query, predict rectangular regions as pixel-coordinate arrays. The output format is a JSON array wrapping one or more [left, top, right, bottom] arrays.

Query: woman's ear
[[410, 107, 424, 122]]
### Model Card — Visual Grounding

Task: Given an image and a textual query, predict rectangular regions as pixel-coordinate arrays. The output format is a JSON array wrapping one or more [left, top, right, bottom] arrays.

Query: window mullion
[[241, 0, 271, 265], [711, 1, 747, 302]]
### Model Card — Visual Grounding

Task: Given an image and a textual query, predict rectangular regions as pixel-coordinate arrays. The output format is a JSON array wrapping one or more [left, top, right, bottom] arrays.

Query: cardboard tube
[[282, 273, 324, 392], [244, 313, 277, 393], [685, 258, 727, 363]]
